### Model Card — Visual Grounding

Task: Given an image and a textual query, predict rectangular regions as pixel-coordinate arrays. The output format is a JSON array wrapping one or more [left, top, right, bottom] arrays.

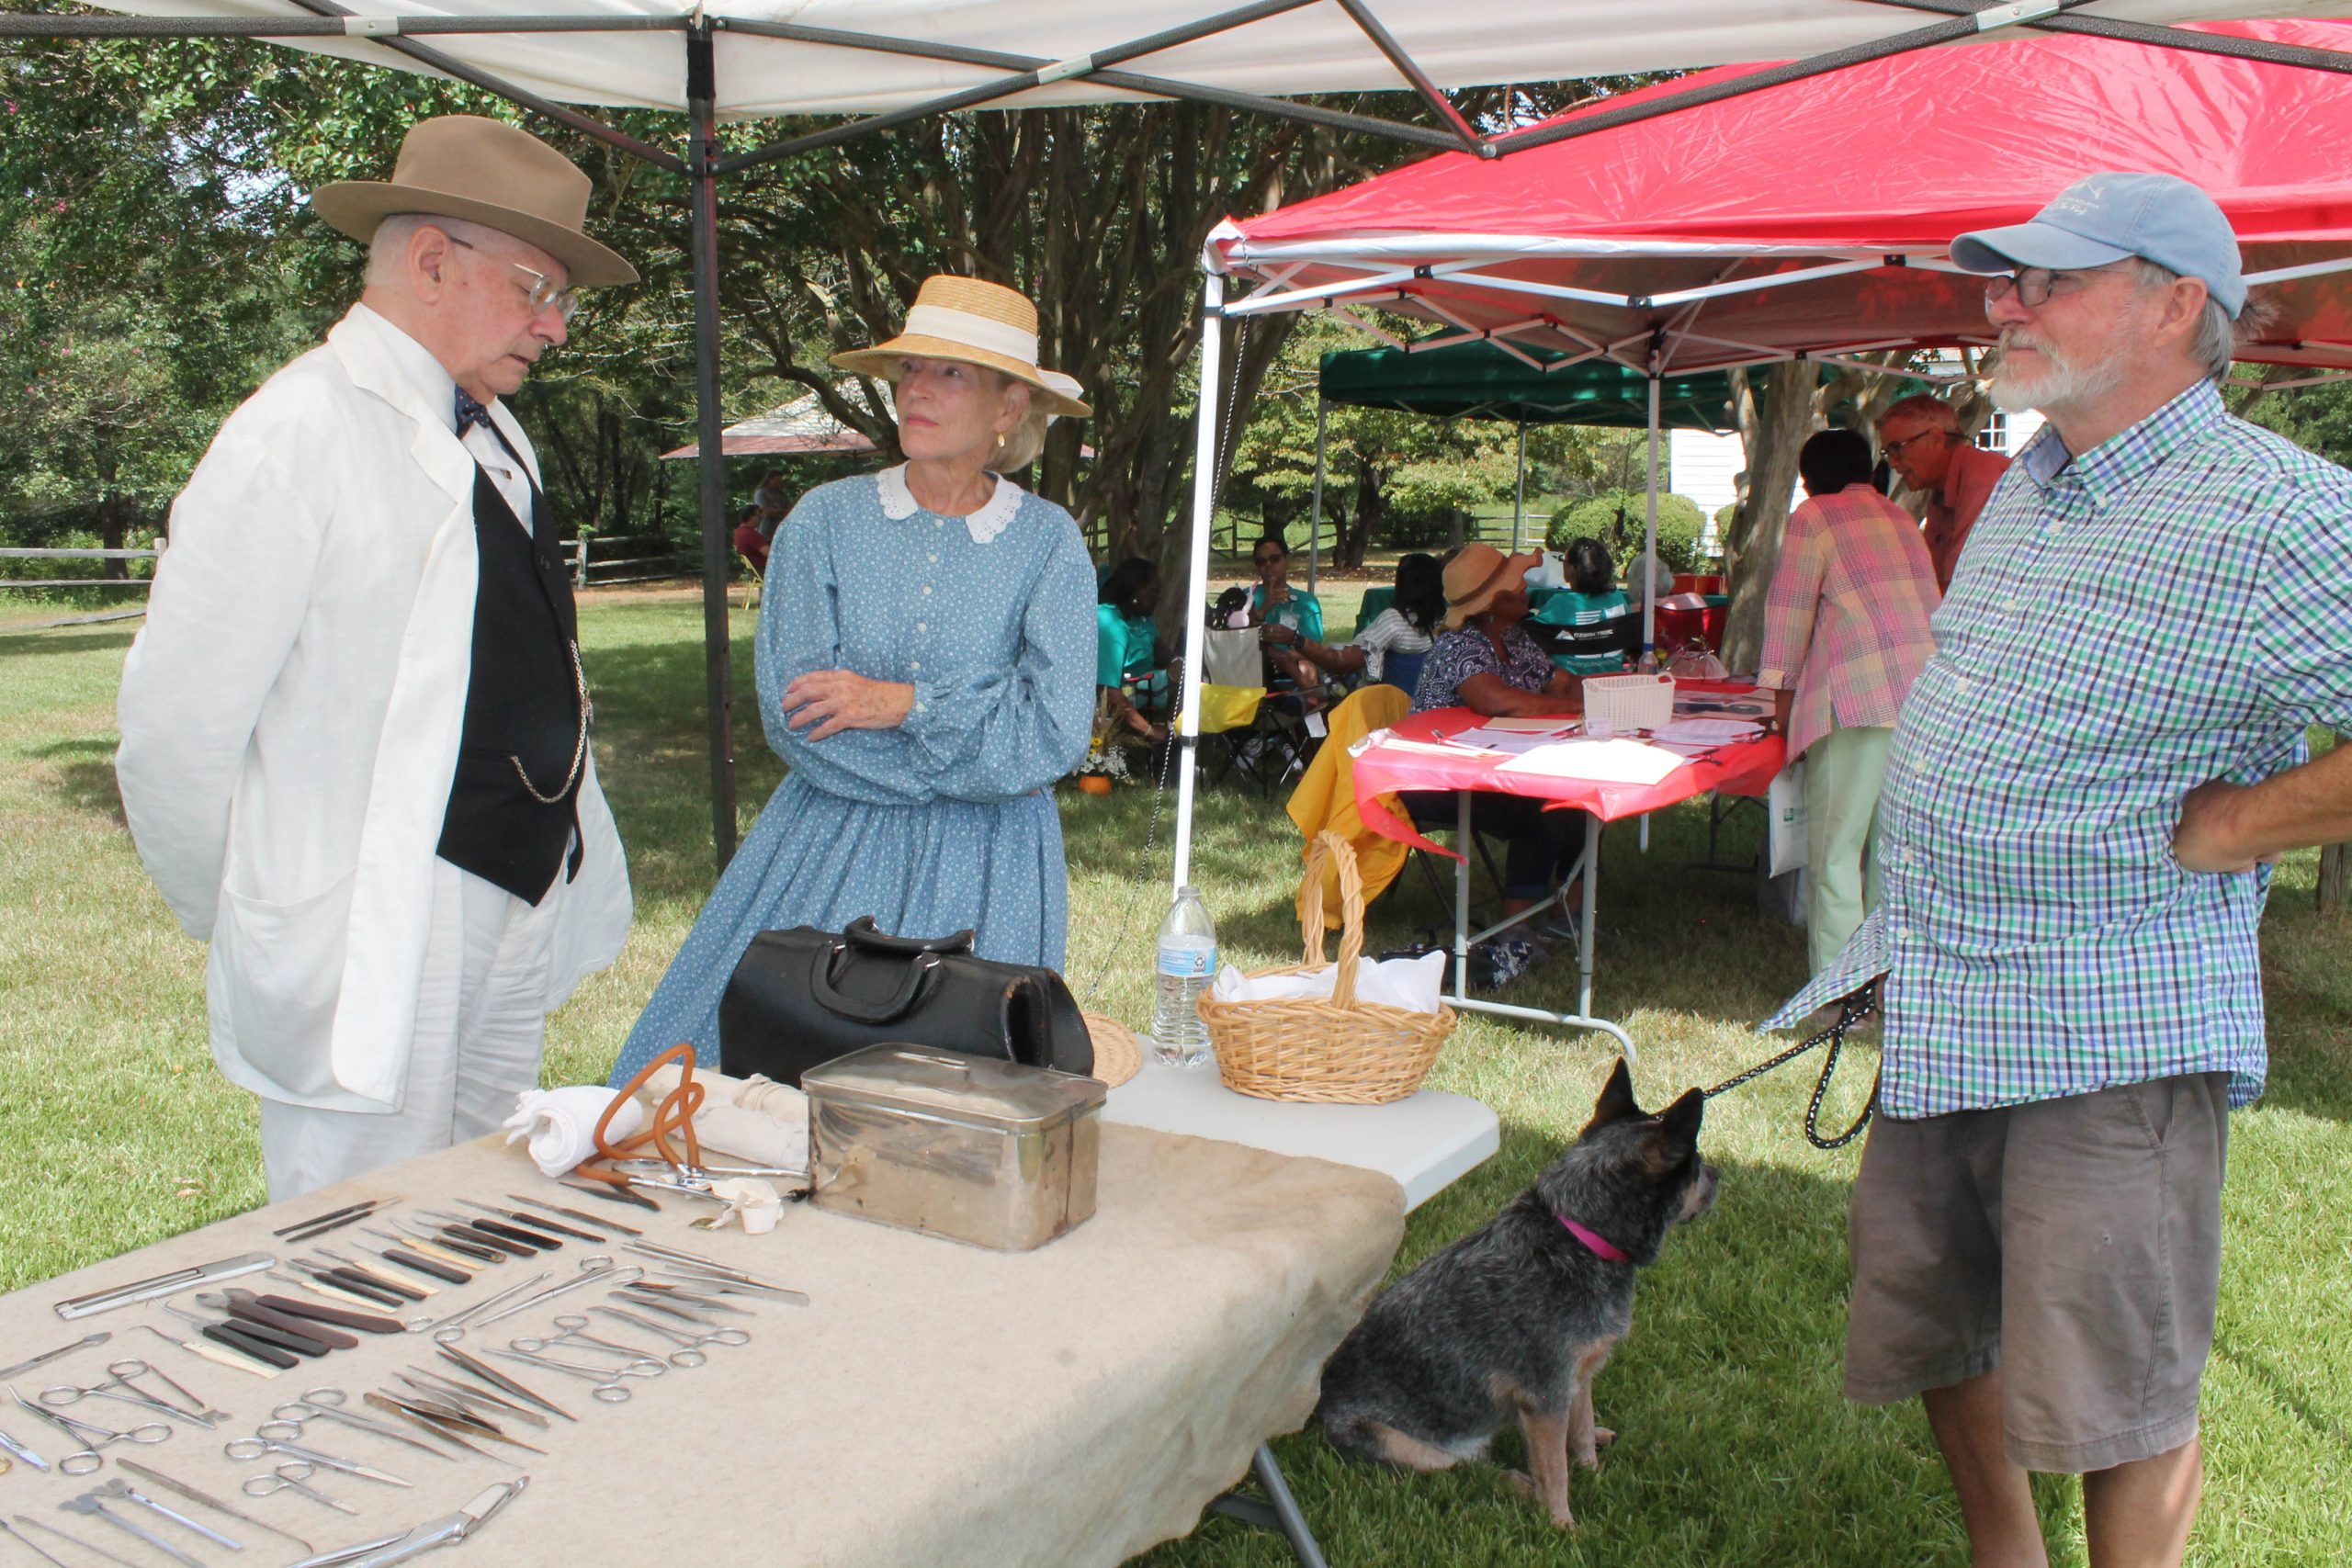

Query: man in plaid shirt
[[1770, 173, 2352, 1567]]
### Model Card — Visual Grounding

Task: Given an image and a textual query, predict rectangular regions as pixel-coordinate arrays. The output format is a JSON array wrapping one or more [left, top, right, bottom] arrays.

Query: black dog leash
[[1701, 983, 1882, 1150]]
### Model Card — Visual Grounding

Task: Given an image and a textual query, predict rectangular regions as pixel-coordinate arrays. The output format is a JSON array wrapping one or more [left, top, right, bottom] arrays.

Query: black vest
[[435, 457, 584, 905]]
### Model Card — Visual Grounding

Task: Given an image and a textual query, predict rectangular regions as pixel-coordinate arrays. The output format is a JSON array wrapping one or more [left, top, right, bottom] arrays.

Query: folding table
[[1350, 688, 1784, 1055]]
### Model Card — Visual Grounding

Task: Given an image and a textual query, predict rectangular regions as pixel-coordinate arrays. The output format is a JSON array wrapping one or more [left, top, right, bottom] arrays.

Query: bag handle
[[841, 916, 975, 958], [1296, 830, 1366, 1010], [810, 941, 946, 1024]]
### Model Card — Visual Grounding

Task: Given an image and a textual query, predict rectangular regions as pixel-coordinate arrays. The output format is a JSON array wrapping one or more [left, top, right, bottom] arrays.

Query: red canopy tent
[[1210, 17, 2352, 378]]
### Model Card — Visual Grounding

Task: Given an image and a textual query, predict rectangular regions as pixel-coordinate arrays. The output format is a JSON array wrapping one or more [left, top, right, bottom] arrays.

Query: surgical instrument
[[40, 1360, 220, 1427], [223, 1431, 411, 1487], [282, 1476, 526, 1568], [308, 1250, 435, 1299], [513, 1316, 668, 1374], [119, 1459, 313, 1552], [132, 1323, 280, 1382], [422, 1209, 566, 1252], [7, 1514, 137, 1568], [56, 1253, 277, 1321], [280, 1260, 410, 1310], [273, 1200, 393, 1239], [406, 1269, 548, 1339], [0, 1425, 48, 1472], [242, 1461, 359, 1517], [367, 1392, 540, 1457], [483, 1347, 639, 1404], [360, 1396, 498, 1461], [465, 1257, 632, 1334], [385, 1219, 506, 1266], [624, 1240, 807, 1296], [270, 1270, 387, 1313], [0, 1332, 111, 1382], [413, 1217, 541, 1259], [9, 1385, 168, 1474], [558, 1174, 659, 1211], [0, 1518, 74, 1568], [266, 1389, 455, 1461], [223, 1288, 403, 1337], [160, 1303, 321, 1364], [98, 1353, 222, 1424], [90, 1475, 243, 1552], [60, 1492, 209, 1568], [365, 1226, 486, 1272], [456, 1199, 605, 1244], [508, 1192, 642, 1236], [595, 1303, 748, 1360], [432, 1346, 573, 1423], [615, 1282, 751, 1319], [199, 1294, 360, 1353], [392, 1370, 548, 1429], [351, 1242, 470, 1287]]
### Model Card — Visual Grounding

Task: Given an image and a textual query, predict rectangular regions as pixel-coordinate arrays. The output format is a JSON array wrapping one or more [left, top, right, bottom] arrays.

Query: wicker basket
[[1582, 671, 1676, 733], [1198, 831, 1458, 1104]]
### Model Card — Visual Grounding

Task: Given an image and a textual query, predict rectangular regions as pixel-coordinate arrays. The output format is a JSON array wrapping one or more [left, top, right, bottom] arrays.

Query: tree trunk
[[1720, 365, 1819, 671]]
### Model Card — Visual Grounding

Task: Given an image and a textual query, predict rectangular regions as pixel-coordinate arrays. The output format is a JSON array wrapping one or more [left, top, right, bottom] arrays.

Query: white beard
[[1991, 328, 2132, 415]]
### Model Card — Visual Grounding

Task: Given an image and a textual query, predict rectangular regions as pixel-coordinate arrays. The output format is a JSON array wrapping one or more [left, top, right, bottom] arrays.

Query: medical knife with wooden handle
[[218, 1291, 361, 1350]]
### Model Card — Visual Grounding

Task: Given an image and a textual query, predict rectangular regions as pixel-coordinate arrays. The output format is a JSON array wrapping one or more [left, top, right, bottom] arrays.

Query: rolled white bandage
[[639, 1065, 809, 1172], [503, 1086, 644, 1178]]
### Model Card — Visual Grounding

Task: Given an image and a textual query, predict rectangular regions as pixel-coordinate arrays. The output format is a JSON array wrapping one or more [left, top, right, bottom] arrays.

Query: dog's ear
[[1583, 1057, 1644, 1133], [1658, 1087, 1706, 1150]]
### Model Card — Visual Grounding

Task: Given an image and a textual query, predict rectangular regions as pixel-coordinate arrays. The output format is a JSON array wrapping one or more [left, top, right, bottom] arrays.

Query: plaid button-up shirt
[[1756, 482, 1942, 761], [1769, 380, 2352, 1116]]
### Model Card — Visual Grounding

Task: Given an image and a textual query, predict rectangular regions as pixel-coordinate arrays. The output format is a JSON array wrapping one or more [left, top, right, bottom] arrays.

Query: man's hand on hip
[[2173, 739, 2352, 873], [2172, 779, 2269, 873]]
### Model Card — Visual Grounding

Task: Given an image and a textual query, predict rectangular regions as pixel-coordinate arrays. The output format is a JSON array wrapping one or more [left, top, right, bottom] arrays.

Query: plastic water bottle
[[1150, 885, 1218, 1067]]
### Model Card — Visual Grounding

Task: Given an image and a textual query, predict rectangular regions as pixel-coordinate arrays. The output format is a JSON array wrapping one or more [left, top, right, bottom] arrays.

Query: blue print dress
[[611, 466, 1096, 1083]]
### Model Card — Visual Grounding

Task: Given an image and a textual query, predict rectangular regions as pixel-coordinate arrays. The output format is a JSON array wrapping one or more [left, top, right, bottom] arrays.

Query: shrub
[[1545, 491, 1707, 575]]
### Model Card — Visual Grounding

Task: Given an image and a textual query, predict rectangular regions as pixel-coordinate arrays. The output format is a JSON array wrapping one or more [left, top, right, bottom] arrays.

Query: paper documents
[[1649, 718, 1764, 745], [1494, 738, 1683, 786]]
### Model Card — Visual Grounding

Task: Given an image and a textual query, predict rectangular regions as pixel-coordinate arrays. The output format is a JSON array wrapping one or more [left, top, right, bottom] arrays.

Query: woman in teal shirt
[[1097, 557, 1170, 740], [1249, 534, 1328, 689], [1531, 536, 1638, 676]]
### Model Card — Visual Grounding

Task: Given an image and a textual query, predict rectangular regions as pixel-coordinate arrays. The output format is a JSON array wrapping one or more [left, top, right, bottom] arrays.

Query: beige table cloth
[[0, 1124, 1403, 1567]]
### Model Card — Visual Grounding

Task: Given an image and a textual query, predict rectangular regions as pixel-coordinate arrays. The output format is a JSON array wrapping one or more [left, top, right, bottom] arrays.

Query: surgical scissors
[[594, 1303, 749, 1363], [40, 1359, 220, 1428], [406, 1268, 550, 1340], [483, 1347, 644, 1404], [243, 1461, 360, 1516], [8, 1384, 167, 1475], [224, 1430, 412, 1487], [513, 1315, 671, 1373], [268, 1387, 457, 1461]]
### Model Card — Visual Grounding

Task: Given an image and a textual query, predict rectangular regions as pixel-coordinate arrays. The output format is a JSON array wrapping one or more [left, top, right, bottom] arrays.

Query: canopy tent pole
[[1307, 398, 1327, 592], [1511, 421, 1527, 552], [686, 26, 739, 868], [1172, 268, 1227, 894], [1642, 371, 1660, 655]]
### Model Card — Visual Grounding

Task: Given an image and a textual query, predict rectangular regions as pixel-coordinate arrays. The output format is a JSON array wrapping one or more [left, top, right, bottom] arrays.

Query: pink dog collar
[[1558, 1214, 1630, 1263]]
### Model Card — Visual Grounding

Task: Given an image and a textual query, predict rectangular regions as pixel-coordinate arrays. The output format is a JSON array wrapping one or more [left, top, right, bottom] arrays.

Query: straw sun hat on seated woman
[[606, 273, 1103, 1086]]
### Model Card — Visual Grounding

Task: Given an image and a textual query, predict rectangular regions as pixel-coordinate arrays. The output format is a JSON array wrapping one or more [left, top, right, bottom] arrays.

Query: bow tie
[[455, 389, 493, 436]]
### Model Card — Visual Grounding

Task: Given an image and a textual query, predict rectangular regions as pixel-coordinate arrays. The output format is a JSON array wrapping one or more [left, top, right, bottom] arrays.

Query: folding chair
[[1196, 625, 1313, 795]]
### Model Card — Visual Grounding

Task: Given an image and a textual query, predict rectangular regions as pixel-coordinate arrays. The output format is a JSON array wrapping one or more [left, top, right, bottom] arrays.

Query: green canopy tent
[[1304, 340, 1737, 590]]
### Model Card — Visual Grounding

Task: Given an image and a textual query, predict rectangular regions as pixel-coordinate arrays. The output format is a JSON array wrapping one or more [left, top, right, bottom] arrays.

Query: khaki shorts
[[1844, 1072, 2230, 1473]]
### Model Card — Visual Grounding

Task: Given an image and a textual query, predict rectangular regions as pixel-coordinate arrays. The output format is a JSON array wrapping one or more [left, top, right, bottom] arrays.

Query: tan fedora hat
[[311, 115, 637, 288], [832, 275, 1091, 418], [1442, 542, 1543, 629]]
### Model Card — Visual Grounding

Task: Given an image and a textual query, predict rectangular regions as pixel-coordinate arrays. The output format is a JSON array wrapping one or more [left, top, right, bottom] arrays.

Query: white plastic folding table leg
[[1444, 790, 1634, 1057]]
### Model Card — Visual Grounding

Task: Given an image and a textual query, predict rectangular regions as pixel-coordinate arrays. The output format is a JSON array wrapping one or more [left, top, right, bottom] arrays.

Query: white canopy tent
[[14, 0, 2349, 874]]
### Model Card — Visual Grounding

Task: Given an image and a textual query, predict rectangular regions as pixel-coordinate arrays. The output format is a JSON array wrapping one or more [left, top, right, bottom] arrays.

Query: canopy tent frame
[[11, 2, 2352, 876]]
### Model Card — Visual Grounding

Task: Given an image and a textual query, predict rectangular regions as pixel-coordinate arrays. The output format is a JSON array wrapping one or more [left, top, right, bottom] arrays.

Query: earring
[[996, 433, 1008, 450]]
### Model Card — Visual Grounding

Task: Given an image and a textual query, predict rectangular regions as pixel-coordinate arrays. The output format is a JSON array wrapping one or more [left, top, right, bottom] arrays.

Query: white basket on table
[[1581, 672, 1675, 734]]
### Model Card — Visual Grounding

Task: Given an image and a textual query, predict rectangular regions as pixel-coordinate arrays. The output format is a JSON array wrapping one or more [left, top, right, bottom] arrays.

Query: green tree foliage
[[1544, 491, 1707, 573]]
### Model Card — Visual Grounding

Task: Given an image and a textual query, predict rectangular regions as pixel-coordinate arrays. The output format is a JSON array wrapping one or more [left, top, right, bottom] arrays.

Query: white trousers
[[259, 859, 561, 1201]]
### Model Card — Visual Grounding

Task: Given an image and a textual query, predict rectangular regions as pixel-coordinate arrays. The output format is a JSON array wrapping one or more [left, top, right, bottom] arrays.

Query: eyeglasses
[[1252, 553, 1284, 567], [449, 236, 580, 322], [1983, 264, 2123, 310], [1882, 429, 1946, 460]]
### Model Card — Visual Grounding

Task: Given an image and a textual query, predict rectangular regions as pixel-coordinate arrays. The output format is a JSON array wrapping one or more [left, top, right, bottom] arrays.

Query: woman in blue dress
[[613, 276, 1096, 1081]]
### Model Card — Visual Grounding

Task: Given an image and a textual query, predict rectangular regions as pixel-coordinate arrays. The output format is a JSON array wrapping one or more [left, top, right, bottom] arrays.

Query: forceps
[[483, 1346, 647, 1404], [243, 1461, 360, 1516], [268, 1387, 456, 1461], [511, 1316, 668, 1375], [224, 1430, 411, 1487], [40, 1359, 222, 1428], [8, 1384, 168, 1475], [594, 1303, 749, 1364]]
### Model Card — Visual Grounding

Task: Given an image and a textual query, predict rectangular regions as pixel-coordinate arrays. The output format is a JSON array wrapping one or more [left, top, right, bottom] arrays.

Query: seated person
[[732, 503, 771, 577], [1096, 556, 1173, 742], [1402, 544, 1589, 919], [1261, 551, 1442, 688], [1247, 533, 1330, 692], [1529, 537, 1638, 675]]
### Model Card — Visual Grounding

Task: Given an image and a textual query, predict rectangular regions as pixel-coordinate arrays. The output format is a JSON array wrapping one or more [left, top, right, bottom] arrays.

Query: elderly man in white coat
[[116, 117, 636, 1201]]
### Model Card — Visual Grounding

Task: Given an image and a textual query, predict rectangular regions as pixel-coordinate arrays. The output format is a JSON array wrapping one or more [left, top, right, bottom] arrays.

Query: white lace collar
[[876, 464, 1024, 545]]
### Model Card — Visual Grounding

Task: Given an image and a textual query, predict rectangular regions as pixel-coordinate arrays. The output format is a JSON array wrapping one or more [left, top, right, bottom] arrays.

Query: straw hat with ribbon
[[1442, 542, 1543, 628], [832, 276, 1091, 419], [311, 115, 637, 288]]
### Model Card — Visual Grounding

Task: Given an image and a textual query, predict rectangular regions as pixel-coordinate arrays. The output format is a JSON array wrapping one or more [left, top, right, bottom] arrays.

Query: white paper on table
[[1454, 726, 1578, 755], [1363, 736, 1486, 759], [1493, 738, 1684, 785], [1649, 717, 1765, 745], [1474, 716, 1580, 733]]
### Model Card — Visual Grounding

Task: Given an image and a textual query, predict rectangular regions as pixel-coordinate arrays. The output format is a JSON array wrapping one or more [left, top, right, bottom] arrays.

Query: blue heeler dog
[[1316, 1061, 1718, 1529]]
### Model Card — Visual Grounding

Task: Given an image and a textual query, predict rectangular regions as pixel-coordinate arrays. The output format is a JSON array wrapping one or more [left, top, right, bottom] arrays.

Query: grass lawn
[[3, 592, 2346, 1565]]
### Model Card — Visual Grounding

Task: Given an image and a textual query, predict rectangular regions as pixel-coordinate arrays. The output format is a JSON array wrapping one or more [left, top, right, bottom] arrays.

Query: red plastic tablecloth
[[1351, 692, 1786, 858]]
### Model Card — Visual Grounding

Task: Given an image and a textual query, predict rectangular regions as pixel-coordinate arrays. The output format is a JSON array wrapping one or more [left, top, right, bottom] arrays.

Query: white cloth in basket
[[1210, 950, 1444, 1014]]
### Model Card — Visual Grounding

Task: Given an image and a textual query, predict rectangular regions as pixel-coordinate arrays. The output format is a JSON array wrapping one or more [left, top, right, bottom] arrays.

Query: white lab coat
[[116, 305, 632, 1114]]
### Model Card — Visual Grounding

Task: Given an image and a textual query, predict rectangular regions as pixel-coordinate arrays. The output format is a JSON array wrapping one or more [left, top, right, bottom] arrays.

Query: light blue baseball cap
[[1951, 171, 2246, 318]]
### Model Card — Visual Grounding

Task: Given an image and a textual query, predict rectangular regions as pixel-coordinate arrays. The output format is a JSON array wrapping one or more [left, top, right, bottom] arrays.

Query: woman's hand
[[782, 670, 915, 740]]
